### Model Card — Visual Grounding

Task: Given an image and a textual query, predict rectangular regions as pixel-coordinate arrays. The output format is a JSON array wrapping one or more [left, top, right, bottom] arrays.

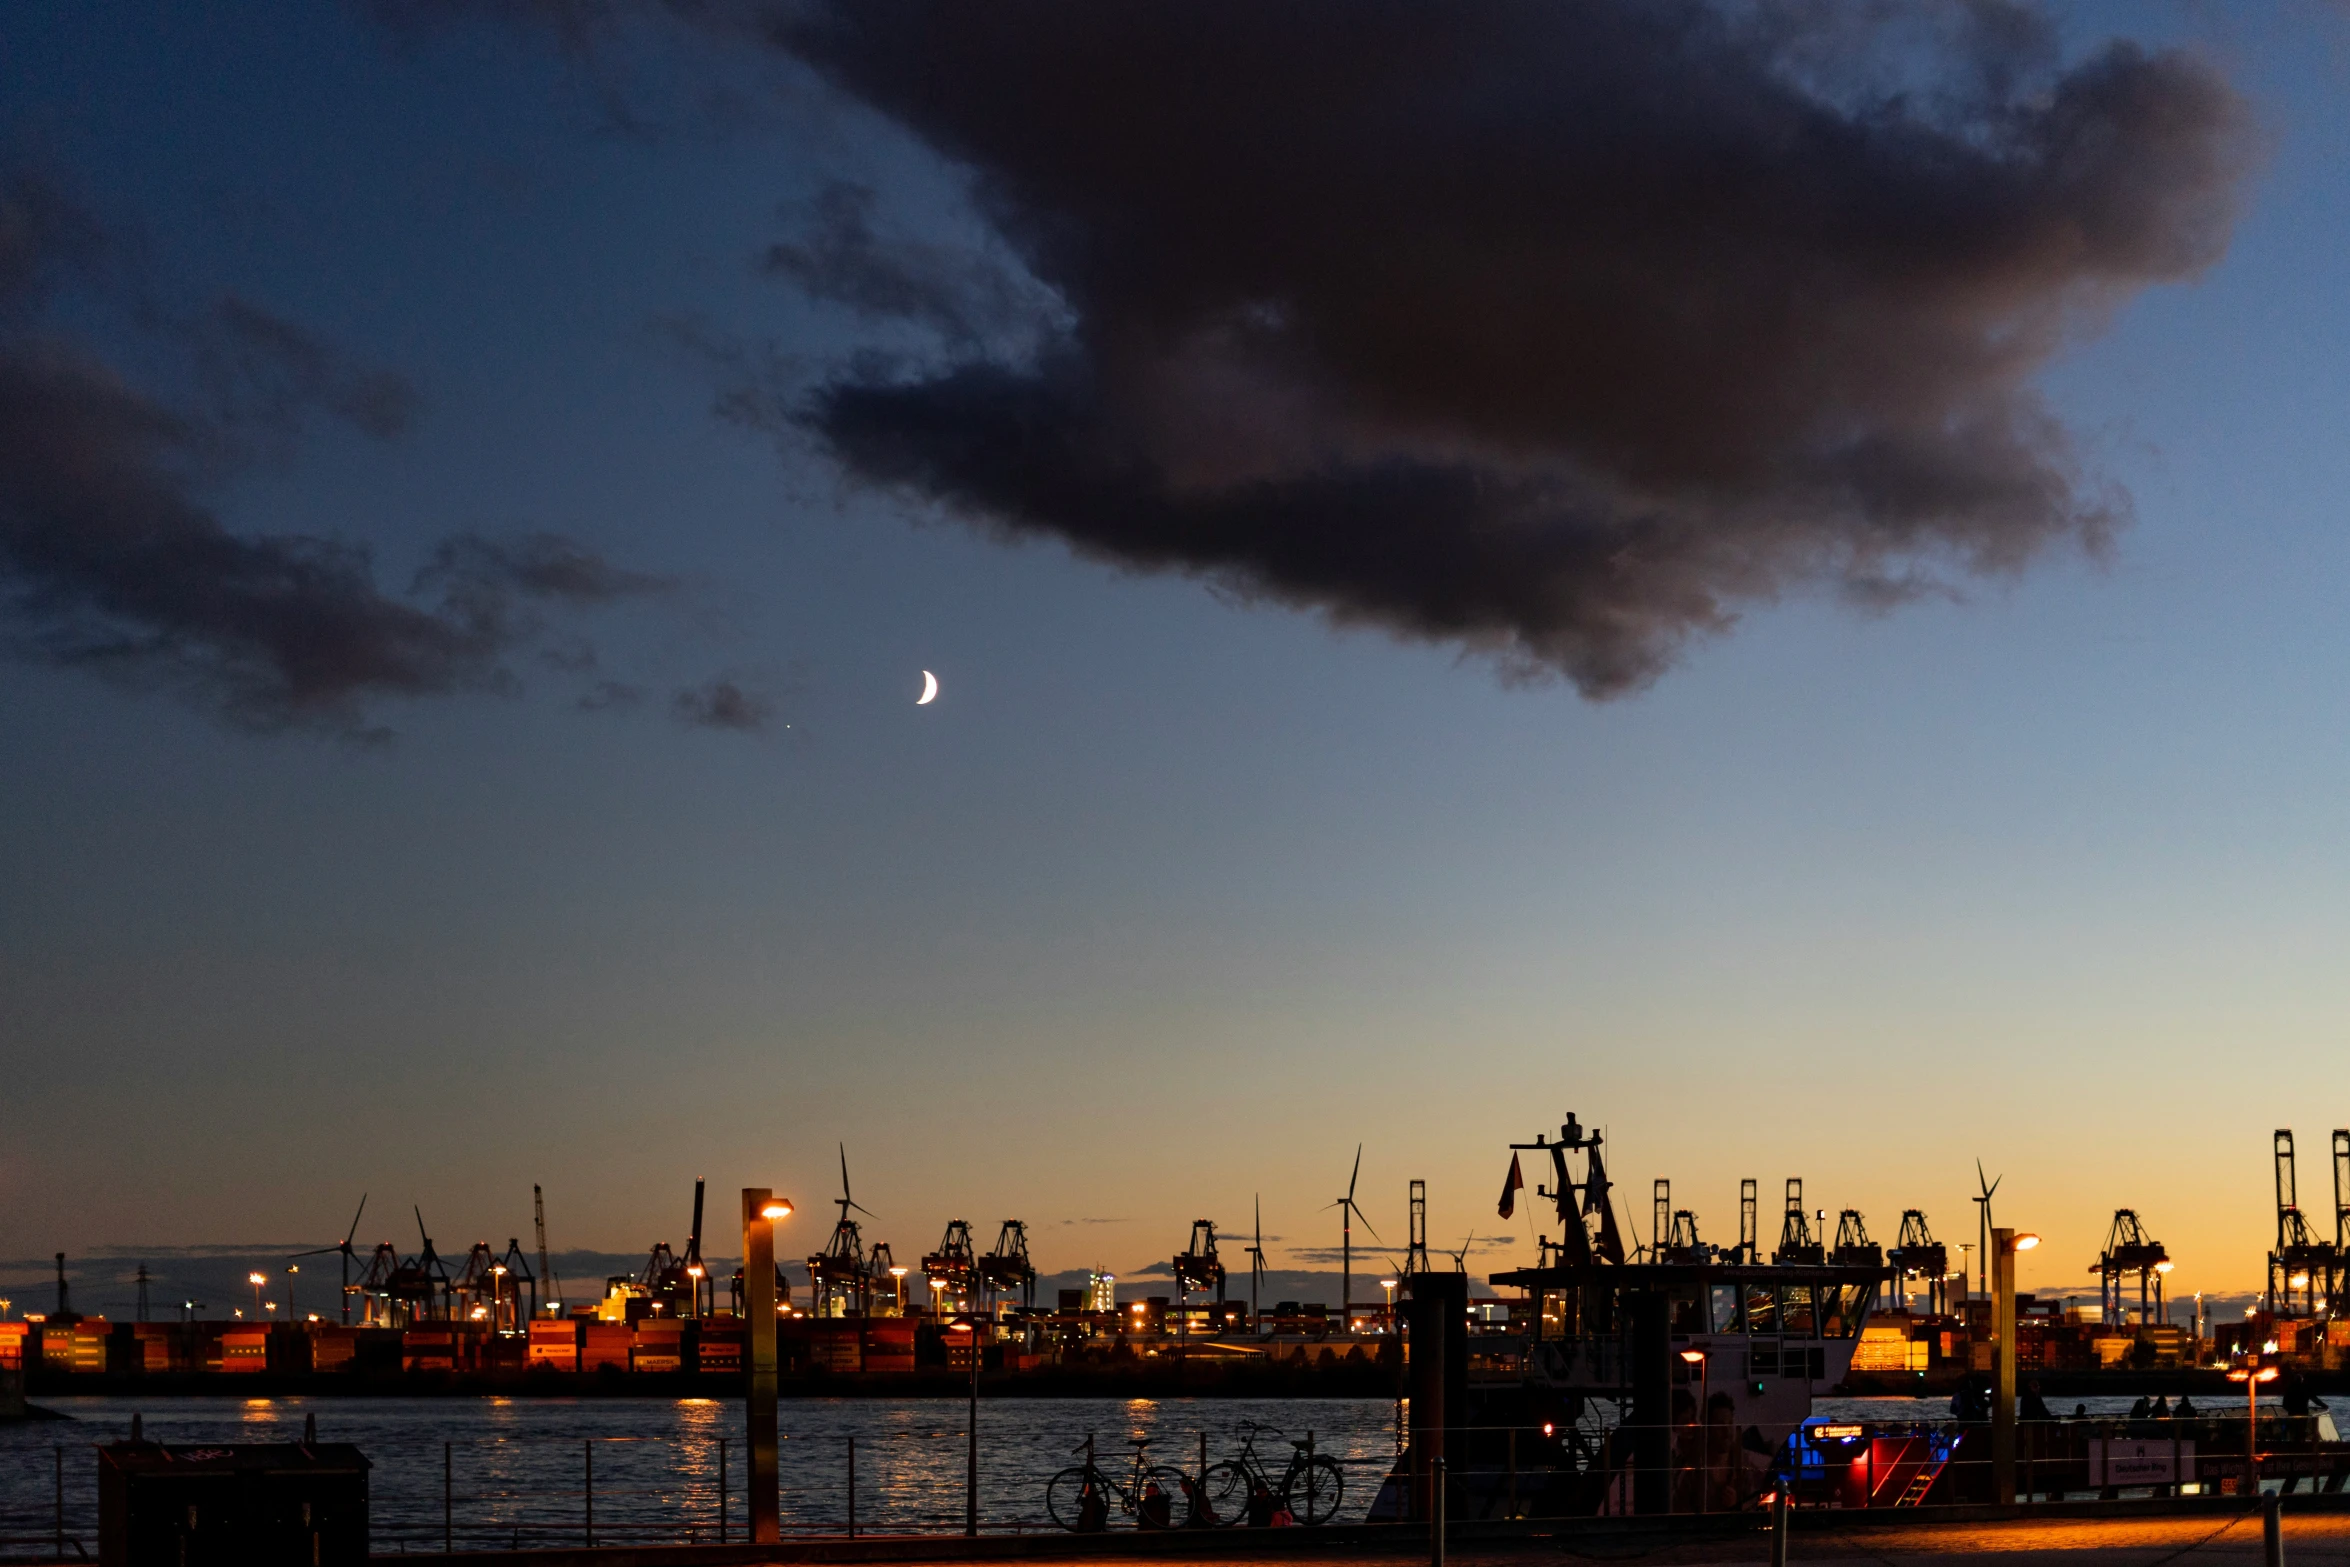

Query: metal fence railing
[[0, 1419, 1404, 1558]]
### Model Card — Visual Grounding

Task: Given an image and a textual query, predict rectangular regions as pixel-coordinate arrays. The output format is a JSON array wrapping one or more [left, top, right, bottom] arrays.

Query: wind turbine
[[1243, 1195, 1267, 1330], [1327, 1146, 1383, 1335], [1450, 1231, 1478, 1271], [292, 1194, 367, 1324], [837, 1144, 877, 1225], [1973, 1161, 2001, 1297]]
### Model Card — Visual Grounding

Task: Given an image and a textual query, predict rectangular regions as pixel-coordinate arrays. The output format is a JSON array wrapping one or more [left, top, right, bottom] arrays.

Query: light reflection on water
[[0, 1396, 1401, 1550]]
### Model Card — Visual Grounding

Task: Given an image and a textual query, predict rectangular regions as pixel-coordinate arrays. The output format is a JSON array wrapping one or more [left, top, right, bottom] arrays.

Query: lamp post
[[1380, 1279, 1398, 1332], [248, 1273, 266, 1322], [1680, 1349, 1709, 1514], [1991, 1227, 2039, 1506], [742, 1188, 793, 1544], [889, 1266, 908, 1315], [949, 1312, 981, 1536], [2228, 1357, 2280, 1490]]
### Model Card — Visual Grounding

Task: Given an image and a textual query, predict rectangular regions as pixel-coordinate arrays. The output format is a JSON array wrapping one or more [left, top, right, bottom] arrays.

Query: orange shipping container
[[580, 1324, 631, 1373], [527, 1321, 579, 1371]]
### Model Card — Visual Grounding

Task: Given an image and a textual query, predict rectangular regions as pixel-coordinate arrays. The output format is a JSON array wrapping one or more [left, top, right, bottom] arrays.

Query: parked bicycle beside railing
[[1044, 1436, 1212, 1531], [1195, 1420, 1344, 1528]]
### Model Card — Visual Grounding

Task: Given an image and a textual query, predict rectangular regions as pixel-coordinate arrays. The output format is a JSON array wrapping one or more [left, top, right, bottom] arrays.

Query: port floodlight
[[2155, 1261, 2174, 1274], [2290, 1273, 2311, 1289], [1679, 1349, 1707, 1364], [2259, 1367, 2280, 1382], [1379, 1278, 1397, 1288], [2265, 1339, 2280, 1353], [889, 1266, 908, 1278], [2012, 1233, 2039, 1251], [686, 1264, 703, 1277], [248, 1273, 266, 1286], [761, 1199, 794, 1221]]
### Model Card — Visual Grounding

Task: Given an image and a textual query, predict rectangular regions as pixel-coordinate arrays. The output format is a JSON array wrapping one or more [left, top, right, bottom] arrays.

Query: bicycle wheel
[[1136, 1465, 1192, 1529], [1194, 1461, 1252, 1527], [1046, 1466, 1111, 1532], [1283, 1454, 1345, 1525]]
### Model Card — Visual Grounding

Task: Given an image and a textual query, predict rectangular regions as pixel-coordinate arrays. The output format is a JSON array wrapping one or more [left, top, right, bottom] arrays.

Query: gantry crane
[[922, 1220, 979, 1314], [2095, 1209, 2171, 1326], [977, 1221, 1037, 1313], [1831, 1210, 1882, 1268], [1888, 1210, 1950, 1315], [808, 1148, 877, 1318], [1773, 1180, 1823, 1265], [2268, 1130, 2339, 1318]]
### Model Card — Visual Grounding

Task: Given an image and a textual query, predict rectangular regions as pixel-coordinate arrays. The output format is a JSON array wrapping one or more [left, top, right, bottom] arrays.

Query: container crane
[[808, 1147, 876, 1318], [1773, 1180, 1823, 1265], [921, 1220, 979, 1313], [2095, 1209, 2171, 1327], [534, 1185, 561, 1318], [2268, 1130, 2337, 1318], [1888, 1210, 1950, 1315], [977, 1221, 1038, 1313]]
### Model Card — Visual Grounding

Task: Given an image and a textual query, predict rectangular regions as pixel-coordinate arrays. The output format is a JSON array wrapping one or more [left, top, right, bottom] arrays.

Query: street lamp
[[1680, 1349, 1710, 1513], [1991, 1229, 2038, 1505], [1380, 1278, 1398, 1330], [286, 1263, 300, 1322], [949, 1313, 982, 1537], [2227, 1359, 2282, 1487], [743, 1188, 793, 1545], [248, 1272, 266, 1321], [889, 1266, 908, 1314]]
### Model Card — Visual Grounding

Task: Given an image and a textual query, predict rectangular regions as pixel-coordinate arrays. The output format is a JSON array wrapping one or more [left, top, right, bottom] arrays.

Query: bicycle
[[1195, 1420, 1346, 1527], [1045, 1436, 1212, 1531]]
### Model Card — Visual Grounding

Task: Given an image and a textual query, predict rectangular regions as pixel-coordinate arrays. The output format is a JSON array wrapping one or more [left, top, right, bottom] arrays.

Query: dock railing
[[6, 1411, 2341, 1557]]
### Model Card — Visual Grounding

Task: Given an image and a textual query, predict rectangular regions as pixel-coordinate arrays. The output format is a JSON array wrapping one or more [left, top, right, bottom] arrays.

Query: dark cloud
[[673, 676, 772, 730], [762, 181, 1056, 354], [750, 0, 2251, 694], [199, 296, 423, 441], [0, 175, 662, 733]]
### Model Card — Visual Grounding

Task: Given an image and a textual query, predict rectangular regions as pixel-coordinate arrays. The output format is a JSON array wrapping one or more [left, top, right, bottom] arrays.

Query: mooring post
[[1770, 1484, 1790, 1567], [2265, 1491, 2283, 1567]]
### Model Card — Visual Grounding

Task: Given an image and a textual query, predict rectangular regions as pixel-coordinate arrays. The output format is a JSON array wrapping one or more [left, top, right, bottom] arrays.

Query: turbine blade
[[1348, 1144, 1363, 1202], [345, 1194, 368, 1248]]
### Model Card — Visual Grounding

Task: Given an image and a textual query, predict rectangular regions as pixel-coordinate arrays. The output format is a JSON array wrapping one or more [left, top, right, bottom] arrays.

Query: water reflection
[[1, 1395, 1399, 1550]]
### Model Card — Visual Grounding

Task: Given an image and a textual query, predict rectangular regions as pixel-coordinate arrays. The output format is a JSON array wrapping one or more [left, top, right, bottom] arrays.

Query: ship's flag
[[1497, 1152, 1524, 1220]]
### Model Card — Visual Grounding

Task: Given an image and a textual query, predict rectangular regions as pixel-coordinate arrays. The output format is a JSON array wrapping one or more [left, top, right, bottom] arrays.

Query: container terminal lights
[[10, 1129, 2350, 1391]]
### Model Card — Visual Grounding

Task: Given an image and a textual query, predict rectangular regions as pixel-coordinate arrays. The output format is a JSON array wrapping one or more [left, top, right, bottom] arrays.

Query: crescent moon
[[917, 670, 939, 705]]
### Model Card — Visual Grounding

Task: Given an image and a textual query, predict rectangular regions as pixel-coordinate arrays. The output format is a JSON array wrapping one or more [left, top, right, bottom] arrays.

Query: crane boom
[[534, 1185, 559, 1314]]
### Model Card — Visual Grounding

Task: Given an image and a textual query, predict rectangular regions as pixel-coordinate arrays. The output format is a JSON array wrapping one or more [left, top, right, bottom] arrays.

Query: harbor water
[[0, 1395, 1402, 1553]]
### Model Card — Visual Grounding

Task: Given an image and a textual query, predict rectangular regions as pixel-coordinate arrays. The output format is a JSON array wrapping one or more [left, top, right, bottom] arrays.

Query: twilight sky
[[5, 0, 2350, 1313]]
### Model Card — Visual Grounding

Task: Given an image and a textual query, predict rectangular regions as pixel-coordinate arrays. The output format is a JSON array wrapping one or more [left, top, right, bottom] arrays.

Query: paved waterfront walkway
[[1005, 1511, 2350, 1567]]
